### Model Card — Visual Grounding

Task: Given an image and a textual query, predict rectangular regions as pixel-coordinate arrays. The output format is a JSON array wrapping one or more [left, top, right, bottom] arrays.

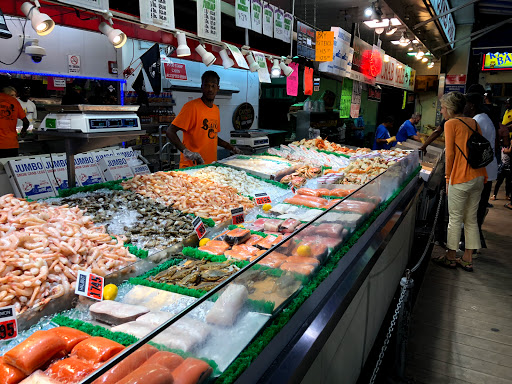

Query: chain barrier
[[368, 188, 445, 384]]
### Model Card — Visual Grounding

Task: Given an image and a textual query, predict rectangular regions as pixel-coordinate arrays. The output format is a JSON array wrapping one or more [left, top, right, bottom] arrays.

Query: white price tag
[[193, 216, 207, 239], [75, 271, 104, 301], [0, 306, 18, 341], [254, 192, 271, 205], [231, 207, 245, 225]]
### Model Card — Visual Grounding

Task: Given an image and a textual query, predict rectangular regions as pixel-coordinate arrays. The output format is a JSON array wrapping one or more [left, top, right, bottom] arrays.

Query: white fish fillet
[[111, 321, 153, 339], [20, 371, 60, 384], [153, 329, 197, 352], [89, 300, 150, 323], [122, 286, 178, 311], [270, 203, 299, 215], [136, 311, 175, 327], [206, 284, 248, 326]]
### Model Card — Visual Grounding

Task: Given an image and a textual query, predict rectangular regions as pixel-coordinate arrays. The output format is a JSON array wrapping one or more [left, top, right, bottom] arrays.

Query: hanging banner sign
[[286, 62, 299, 96], [340, 78, 353, 118], [262, 2, 273, 37], [304, 67, 313, 95], [283, 12, 293, 44], [139, 0, 175, 31], [251, 0, 263, 33], [273, 7, 284, 41], [351, 36, 372, 75], [197, 0, 221, 42], [253, 51, 271, 83], [58, 0, 108, 12], [163, 62, 187, 80], [350, 80, 362, 118], [226, 44, 249, 69], [236, 0, 251, 29], [297, 21, 316, 60], [319, 26, 351, 77], [315, 31, 334, 62], [409, 69, 416, 91]]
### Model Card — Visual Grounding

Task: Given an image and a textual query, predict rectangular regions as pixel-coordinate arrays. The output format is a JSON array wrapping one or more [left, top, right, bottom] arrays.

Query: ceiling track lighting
[[195, 44, 216, 67], [245, 52, 260, 72], [99, 12, 126, 48], [364, 1, 383, 20], [383, 54, 390, 63], [427, 61, 435, 68], [421, 57, 429, 63], [176, 32, 191, 57], [219, 48, 234, 69], [270, 58, 281, 78], [279, 58, 294, 77], [21, 0, 55, 36], [385, 26, 397, 35], [375, 27, 384, 35]]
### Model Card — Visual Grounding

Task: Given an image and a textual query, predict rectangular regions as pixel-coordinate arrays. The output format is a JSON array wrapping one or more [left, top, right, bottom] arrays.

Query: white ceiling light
[[391, 40, 400, 45], [415, 50, 424, 60], [397, 64, 403, 68], [364, 7, 373, 17], [245, 52, 260, 72], [398, 32, 410, 46], [21, 1, 54, 36], [386, 26, 397, 35], [383, 54, 390, 62], [271, 59, 281, 78], [428, 61, 434, 68], [176, 32, 191, 57], [408, 47, 413, 51], [364, 19, 389, 28], [99, 21, 127, 48], [390, 18, 401, 26], [375, 27, 385, 34], [422, 57, 429, 63], [219, 48, 234, 69], [195, 44, 216, 66], [280, 59, 294, 77]]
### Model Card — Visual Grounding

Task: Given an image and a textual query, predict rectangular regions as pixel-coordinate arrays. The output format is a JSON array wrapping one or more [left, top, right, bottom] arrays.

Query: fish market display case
[[0, 151, 421, 384]]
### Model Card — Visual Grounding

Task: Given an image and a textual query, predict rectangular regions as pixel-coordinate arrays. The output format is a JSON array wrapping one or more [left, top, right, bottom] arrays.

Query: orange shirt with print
[[173, 98, 220, 168], [0, 94, 25, 149]]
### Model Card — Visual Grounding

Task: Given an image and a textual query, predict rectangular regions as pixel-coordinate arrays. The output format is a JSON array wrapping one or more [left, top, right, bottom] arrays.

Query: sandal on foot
[[432, 256, 457, 269], [505, 203, 512, 210], [491, 195, 497, 201], [456, 258, 473, 272]]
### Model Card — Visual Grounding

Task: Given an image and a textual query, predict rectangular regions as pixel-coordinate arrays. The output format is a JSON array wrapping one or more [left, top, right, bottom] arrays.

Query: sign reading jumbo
[[482, 52, 512, 71]]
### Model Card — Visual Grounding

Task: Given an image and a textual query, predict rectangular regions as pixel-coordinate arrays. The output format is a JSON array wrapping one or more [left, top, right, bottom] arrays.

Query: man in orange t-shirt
[[166, 71, 241, 168], [0, 87, 29, 158]]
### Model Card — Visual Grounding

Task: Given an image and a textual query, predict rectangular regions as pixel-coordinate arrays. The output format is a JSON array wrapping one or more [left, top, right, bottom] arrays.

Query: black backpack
[[454, 118, 494, 169]]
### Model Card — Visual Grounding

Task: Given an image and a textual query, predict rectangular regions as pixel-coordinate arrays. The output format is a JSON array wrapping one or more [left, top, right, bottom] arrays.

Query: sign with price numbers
[[193, 216, 207, 239], [315, 31, 334, 62], [273, 7, 284, 41], [139, 0, 175, 31], [251, 0, 262, 33], [0, 306, 17, 341], [283, 12, 293, 44], [75, 271, 104, 301], [231, 207, 245, 225], [236, 0, 251, 29], [254, 193, 271, 205], [262, 2, 273, 37], [197, 0, 221, 41]]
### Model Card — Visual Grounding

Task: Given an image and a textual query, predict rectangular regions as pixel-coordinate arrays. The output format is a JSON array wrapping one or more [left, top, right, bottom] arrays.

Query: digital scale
[[230, 130, 269, 154], [39, 105, 141, 133]]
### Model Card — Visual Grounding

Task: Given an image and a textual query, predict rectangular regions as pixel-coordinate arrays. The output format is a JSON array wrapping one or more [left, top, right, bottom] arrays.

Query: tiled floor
[[406, 192, 512, 383]]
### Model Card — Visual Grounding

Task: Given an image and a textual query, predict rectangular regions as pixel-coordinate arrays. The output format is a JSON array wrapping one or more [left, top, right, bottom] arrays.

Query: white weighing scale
[[39, 105, 141, 133], [230, 130, 269, 154]]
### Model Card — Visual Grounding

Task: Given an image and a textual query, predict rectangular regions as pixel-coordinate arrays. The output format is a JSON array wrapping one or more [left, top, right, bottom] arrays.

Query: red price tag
[[254, 193, 272, 205], [0, 306, 17, 341], [193, 216, 207, 239], [75, 271, 104, 301], [231, 207, 245, 225]]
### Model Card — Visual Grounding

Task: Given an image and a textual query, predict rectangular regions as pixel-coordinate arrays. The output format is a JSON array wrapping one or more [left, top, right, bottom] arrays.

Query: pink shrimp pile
[[0, 194, 137, 314], [122, 172, 255, 224]]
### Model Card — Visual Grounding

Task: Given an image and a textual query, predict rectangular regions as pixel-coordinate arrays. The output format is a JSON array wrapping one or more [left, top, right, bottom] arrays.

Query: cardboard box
[[98, 156, 135, 181], [90, 149, 115, 163], [5, 157, 56, 199], [42, 154, 69, 191], [74, 153, 105, 186], [131, 164, 151, 175], [112, 147, 137, 159]]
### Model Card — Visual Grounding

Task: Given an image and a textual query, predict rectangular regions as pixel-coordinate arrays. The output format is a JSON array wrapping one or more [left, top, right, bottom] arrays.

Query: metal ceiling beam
[[413, 0, 478, 30]]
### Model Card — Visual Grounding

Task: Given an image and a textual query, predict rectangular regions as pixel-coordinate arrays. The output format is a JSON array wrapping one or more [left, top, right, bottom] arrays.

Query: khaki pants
[[447, 176, 484, 251]]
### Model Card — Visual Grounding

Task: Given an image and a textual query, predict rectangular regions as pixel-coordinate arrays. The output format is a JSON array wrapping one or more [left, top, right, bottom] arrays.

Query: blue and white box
[[42, 154, 69, 191], [74, 153, 105, 186], [6, 156, 57, 199], [98, 156, 134, 181]]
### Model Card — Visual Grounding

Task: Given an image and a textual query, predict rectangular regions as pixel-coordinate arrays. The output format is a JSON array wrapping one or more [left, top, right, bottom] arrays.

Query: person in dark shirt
[[372, 116, 395, 150], [396, 112, 421, 143]]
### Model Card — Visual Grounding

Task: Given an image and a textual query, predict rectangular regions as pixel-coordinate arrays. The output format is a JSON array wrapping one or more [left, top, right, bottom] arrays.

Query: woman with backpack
[[434, 92, 488, 272]]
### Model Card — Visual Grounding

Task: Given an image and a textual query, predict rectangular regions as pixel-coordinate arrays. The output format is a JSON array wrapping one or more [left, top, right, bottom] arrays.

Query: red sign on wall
[[164, 63, 188, 80]]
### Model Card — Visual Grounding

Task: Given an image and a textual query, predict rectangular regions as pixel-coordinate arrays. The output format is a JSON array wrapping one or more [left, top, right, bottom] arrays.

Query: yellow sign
[[482, 52, 512, 71], [315, 31, 334, 62], [402, 91, 407, 109]]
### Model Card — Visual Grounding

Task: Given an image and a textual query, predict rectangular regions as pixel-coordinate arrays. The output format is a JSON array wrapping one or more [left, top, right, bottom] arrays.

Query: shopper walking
[[396, 112, 422, 143], [434, 92, 487, 272], [492, 119, 511, 201], [372, 116, 396, 150], [464, 93, 498, 248], [0, 87, 29, 158]]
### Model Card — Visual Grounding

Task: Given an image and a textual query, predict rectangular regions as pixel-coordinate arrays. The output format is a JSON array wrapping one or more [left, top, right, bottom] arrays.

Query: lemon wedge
[[103, 284, 118, 301]]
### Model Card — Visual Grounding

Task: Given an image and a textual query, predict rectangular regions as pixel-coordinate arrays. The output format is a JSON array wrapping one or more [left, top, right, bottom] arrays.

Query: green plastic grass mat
[[213, 166, 421, 384], [316, 148, 352, 159], [129, 276, 207, 298], [58, 179, 125, 197], [52, 315, 220, 375], [125, 243, 149, 259]]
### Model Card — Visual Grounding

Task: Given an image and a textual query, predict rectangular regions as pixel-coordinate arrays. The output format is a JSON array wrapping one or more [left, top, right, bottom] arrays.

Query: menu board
[[315, 31, 334, 62], [139, 0, 175, 31], [339, 77, 353, 118], [297, 21, 316, 60], [197, 0, 221, 41], [273, 7, 285, 41], [236, 0, 251, 29], [251, 0, 263, 33], [262, 2, 273, 37]]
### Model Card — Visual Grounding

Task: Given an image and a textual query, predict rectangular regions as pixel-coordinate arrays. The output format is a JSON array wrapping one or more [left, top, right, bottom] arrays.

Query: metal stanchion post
[[396, 275, 414, 379]]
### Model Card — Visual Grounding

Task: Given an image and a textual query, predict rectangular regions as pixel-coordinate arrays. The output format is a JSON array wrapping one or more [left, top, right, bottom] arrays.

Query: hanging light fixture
[[98, 22, 127, 48], [279, 59, 294, 77], [385, 26, 397, 35], [176, 32, 191, 57], [219, 48, 234, 69], [271, 59, 281, 78], [364, 7, 373, 17], [422, 57, 429, 63], [383, 54, 390, 62], [408, 47, 413, 51], [375, 27, 385, 35], [245, 52, 260, 72], [195, 44, 216, 66], [21, 1, 55, 36], [415, 50, 424, 60], [428, 61, 434, 68]]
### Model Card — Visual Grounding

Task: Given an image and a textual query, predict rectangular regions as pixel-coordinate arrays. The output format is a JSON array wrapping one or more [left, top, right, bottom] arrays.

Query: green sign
[[340, 78, 353, 118]]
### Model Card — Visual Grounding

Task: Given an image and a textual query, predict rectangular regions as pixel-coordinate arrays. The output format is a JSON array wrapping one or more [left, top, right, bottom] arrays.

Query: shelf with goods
[[0, 146, 422, 384]]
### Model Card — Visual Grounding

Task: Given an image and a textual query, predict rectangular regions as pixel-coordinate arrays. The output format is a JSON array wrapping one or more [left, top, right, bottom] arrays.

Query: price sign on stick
[[0, 306, 17, 341], [231, 207, 245, 225], [193, 216, 207, 239], [75, 271, 104, 301], [254, 192, 271, 205]]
